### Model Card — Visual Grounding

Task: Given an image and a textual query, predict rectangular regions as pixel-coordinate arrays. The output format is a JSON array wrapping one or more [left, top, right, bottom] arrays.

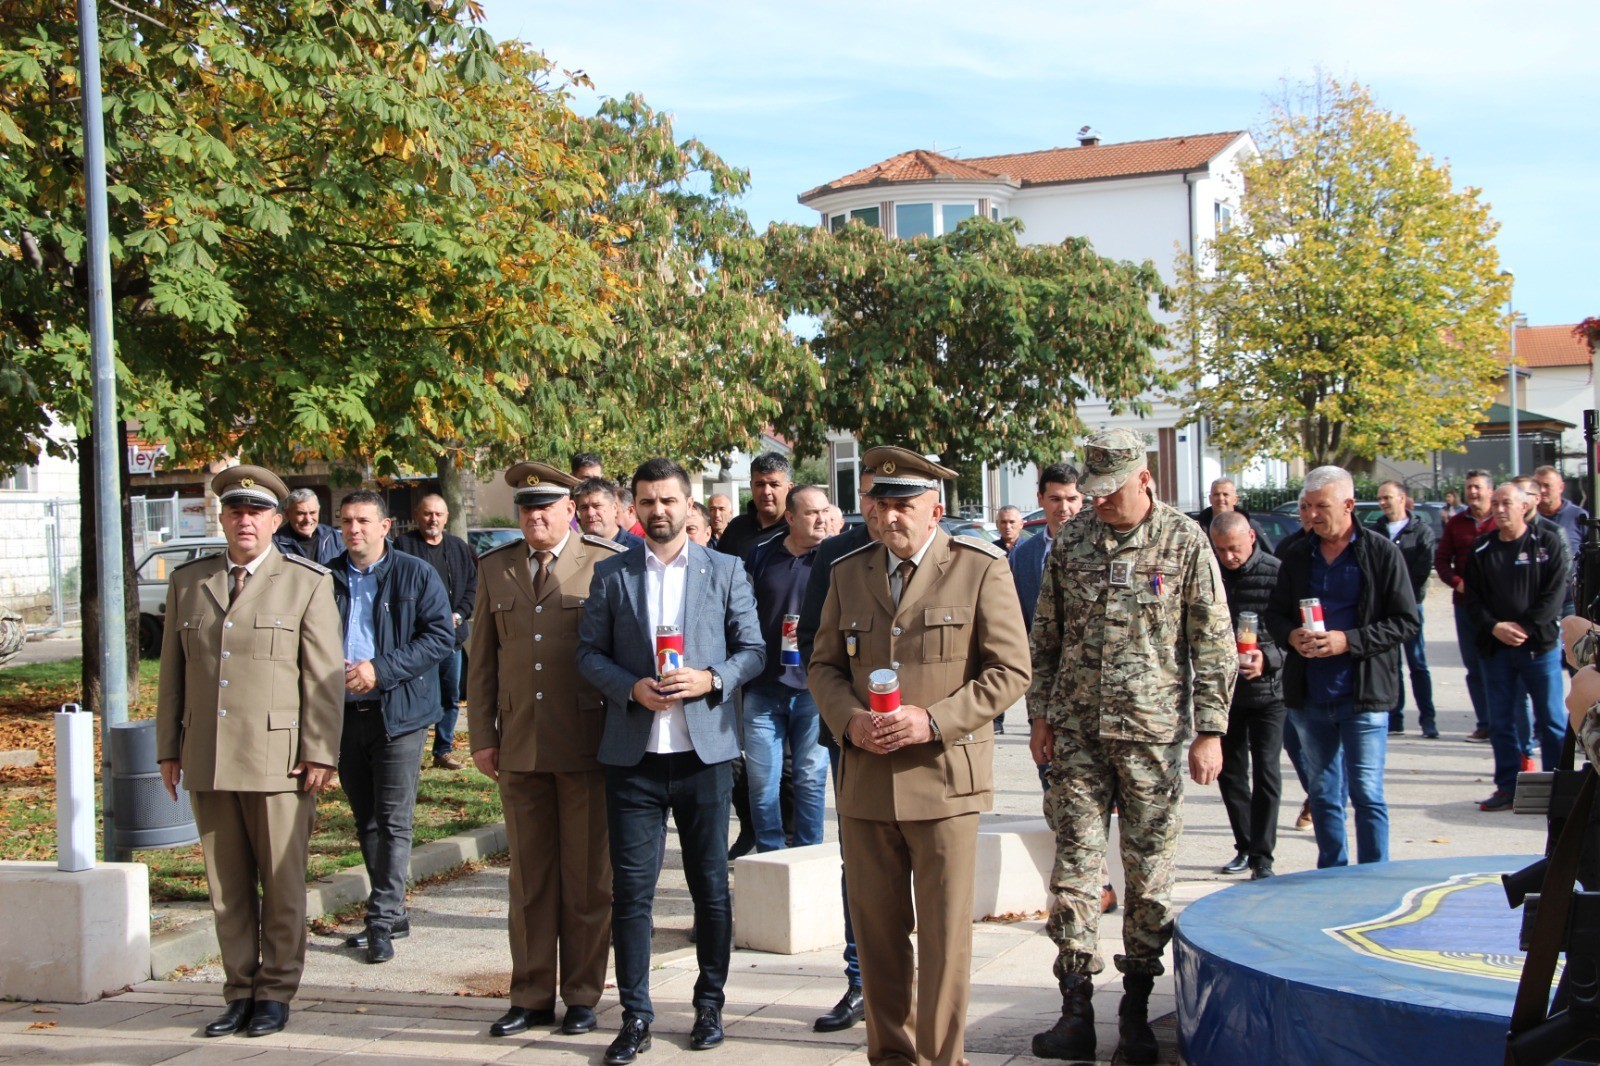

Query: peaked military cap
[[505, 461, 578, 506], [213, 464, 289, 509], [862, 446, 958, 499], [1079, 428, 1148, 497]]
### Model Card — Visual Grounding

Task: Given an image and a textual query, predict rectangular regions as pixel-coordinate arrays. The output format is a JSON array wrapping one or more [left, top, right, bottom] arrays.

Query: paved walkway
[[1, 584, 1551, 1063]]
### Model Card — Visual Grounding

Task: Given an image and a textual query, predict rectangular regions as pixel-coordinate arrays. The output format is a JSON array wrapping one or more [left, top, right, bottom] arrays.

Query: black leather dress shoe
[[561, 1005, 598, 1034], [345, 918, 410, 949], [203, 999, 253, 1037], [1220, 852, 1250, 875], [366, 928, 395, 964], [244, 1000, 289, 1037], [813, 986, 864, 1033], [1250, 861, 1276, 880], [489, 1006, 555, 1037], [604, 1017, 653, 1064], [689, 1006, 724, 1050]]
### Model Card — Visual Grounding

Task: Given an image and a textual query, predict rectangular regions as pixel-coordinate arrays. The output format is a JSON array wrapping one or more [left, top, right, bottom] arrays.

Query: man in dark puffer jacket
[[1210, 512, 1287, 880]]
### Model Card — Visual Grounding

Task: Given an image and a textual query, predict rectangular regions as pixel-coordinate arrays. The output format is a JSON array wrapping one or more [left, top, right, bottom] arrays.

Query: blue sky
[[484, 0, 1598, 326]]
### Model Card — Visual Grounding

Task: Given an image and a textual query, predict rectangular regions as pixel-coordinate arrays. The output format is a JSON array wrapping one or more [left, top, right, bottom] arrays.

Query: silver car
[[136, 537, 227, 657]]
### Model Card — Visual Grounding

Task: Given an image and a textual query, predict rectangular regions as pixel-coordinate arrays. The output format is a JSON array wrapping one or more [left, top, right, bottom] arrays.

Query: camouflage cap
[[1079, 428, 1148, 497], [213, 464, 288, 509], [505, 461, 578, 506]]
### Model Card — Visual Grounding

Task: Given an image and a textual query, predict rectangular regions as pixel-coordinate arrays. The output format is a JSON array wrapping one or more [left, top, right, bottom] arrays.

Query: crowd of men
[[151, 443, 1589, 1064]]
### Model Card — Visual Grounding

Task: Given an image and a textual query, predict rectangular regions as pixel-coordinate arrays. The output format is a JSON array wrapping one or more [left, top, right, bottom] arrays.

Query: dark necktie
[[892, 559, 915, 606], [229, 565, 248, 607], [532, 550, 553, 598]]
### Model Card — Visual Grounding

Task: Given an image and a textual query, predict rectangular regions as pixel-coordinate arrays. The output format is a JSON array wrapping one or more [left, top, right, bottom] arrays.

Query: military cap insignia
[[525, 474, 541, 486], [880, 460, 897, 475], [240, 477, 255, 489]]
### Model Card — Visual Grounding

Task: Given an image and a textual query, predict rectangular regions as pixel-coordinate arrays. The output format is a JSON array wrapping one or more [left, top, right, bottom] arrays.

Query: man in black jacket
[[716, 453, 791, 560], [330, 490, 455, 963], [1264, 467, 1417, 869], [1211, 512, 1286, 880], [1465, 482, 1570, 812], [394, 493, 478, 769], [273, 488, 344, 565], [1376, 481, 1439, 737]]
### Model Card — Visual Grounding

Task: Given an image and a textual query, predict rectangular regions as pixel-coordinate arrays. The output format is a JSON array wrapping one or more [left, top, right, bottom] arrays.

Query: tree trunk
[[78, 424, 141, 717], [940, 449, 962, 516], [437, 450, 468, 539]]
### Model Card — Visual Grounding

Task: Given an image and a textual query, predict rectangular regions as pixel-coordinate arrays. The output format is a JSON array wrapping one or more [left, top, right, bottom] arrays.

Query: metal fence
[[0, 497, 82, 634]]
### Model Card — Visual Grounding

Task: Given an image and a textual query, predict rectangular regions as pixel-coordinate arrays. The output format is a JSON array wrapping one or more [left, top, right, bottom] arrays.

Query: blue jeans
[[821, 727, 860, 987], [338, 711, 428, 929], [432, 648, 461, 757], [605, 753, 732, 1023], [1289, 700, 1388, 868], [1389, 606, 1437, 733], [1453, 603, 1490, 730], [1482, 644, 1567, 796], [742, 680, 829, 851]]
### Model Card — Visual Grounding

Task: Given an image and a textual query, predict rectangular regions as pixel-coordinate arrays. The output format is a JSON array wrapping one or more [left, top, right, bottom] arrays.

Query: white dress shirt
[[644, 538, 694, 754]]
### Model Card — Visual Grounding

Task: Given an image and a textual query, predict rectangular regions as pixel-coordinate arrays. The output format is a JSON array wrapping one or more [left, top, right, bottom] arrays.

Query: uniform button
[[535, 692, 543, 700], [274, 619, 282, 626], [963, 733, 974, 742], [534, 634, 542, 642], [534, 663, 543, 671], [891, 661, 901, 670], [218, 709, 227, 717], [892, 626, 902, 636], [851, 621, 858, 629], [945, 615, 953, 622], [224, 621, 233, 629], [535, 605, 543, 614], [219, 679, 228, 687], [221, 651, 230, 659]]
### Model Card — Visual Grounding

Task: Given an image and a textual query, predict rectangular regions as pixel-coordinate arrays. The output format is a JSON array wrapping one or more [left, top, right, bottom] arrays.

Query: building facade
[[798, 129, 1261, 513]]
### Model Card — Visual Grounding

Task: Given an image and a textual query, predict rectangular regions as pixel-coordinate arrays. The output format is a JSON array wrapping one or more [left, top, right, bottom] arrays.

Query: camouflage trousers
[[1043, 727, 1185, 979]]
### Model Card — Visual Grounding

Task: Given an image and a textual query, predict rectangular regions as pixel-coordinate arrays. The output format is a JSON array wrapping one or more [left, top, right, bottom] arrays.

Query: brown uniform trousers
[[155, 548, 345, 1004], [810, 530, 1032, 1066], [468, 533, 624, 1011]]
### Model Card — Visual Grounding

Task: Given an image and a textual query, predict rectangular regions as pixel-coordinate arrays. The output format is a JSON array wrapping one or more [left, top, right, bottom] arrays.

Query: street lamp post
[[1505, 274, 1520, 478]]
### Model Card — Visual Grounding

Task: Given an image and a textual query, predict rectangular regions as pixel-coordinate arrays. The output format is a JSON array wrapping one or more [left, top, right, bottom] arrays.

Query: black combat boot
[[1117, 972, 1159, 1065], [1031, 973, 1095, 1060]]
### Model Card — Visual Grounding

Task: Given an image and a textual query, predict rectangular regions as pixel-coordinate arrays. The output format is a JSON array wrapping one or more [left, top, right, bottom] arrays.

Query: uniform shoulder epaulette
[[479, 538, 527, 560], [582, 533, 629, 553], [952, 534, 1005, 559], [281, 553, 332, 575], [171, 552, 221, 573], [834, 540, 877, 564]]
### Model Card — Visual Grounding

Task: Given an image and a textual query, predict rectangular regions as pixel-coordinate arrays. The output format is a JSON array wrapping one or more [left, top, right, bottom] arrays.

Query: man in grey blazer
[[577, 457, 765, 1065]]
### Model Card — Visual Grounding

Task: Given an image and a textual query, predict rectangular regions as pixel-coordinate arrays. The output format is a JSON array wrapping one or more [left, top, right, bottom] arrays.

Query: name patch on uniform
[[1108, 560, 1134, 588]]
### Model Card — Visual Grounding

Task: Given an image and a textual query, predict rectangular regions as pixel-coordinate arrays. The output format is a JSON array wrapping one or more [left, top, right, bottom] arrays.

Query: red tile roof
[[800, 132, 1247, 203], [1498, 324, 1593, 369]]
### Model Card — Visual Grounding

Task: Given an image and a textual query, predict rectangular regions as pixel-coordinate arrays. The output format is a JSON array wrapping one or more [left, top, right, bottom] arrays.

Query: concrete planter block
[[0, 861, 151, 1002], [732, 842, 845, 955], [972, 816, 1124, 921]]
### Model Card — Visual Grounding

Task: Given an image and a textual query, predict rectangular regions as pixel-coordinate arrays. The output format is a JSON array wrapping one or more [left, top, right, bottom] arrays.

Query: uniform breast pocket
[[179, 615, 204, 656], [922, 606, 973, 663], [253, 613, 298, 660], [491, 596, 518, 642]]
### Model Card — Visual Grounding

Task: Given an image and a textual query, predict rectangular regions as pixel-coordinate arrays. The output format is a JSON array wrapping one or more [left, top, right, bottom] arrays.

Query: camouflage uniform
[[1568, 628, 1600, 766], [1030, 493, 1236, 978]]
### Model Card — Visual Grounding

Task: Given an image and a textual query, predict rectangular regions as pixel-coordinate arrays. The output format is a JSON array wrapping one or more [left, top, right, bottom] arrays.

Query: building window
[[991, 205, 1000, 221], [0, 464, 37, 492], [850, 206, 881, 229], [1214, 203, 1233, 233], [941, 203, 977, 233], [832, 440, 859, 512], [896, 202, 934, 239], [829, 213, 846, 233]]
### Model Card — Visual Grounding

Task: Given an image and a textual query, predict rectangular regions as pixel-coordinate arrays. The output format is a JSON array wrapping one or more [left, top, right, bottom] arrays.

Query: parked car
[[136, 537, 228, 657], [941, 518, 1002, 543], [467, 527, 524, 557]]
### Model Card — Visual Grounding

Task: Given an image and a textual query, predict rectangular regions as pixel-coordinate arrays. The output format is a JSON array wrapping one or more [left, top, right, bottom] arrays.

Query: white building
[[797, 129, 1264, 512], [0, 420, 81, 628]]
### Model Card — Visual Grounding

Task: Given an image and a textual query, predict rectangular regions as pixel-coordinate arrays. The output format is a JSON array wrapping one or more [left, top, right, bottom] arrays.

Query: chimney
[[1077, 125, 1100, 147]]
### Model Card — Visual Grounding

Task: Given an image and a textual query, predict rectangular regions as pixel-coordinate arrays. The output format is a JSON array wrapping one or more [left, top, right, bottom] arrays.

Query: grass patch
[[0, 657, 501, 901]]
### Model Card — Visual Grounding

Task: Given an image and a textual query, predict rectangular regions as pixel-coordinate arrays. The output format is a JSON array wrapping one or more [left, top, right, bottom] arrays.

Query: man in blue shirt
[[1534, 466, 1589, 618], [330, 490, 454, 963], [1264, 467, 1418, 868]]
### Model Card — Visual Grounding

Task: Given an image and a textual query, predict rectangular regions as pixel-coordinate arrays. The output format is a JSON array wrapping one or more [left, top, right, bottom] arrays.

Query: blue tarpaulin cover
[[1175, 855, 1541, 1066]]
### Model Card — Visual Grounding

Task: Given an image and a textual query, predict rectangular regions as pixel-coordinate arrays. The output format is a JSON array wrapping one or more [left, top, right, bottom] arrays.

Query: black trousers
[[1218, 703, 1286, 863]]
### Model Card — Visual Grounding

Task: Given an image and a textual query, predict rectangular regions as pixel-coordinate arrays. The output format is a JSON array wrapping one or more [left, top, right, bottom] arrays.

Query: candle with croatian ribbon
[[655, 625, 684, 678]]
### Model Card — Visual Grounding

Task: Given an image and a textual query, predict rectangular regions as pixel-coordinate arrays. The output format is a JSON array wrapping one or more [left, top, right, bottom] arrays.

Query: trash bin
[[109, 719, 199, 850]]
